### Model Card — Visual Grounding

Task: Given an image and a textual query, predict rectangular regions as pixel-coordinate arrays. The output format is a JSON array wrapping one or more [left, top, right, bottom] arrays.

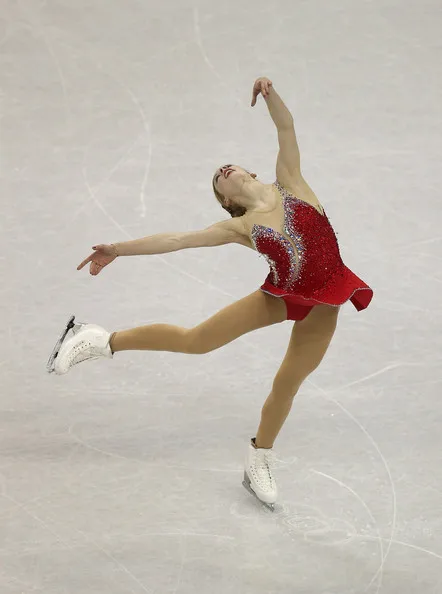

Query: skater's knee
[[273, 353, 326, 395], [271, 372, 303, 401], [183, 328, 212, 355]]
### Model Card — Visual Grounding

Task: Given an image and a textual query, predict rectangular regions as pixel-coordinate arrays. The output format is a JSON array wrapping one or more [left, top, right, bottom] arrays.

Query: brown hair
[[212, 178, 247, 218]]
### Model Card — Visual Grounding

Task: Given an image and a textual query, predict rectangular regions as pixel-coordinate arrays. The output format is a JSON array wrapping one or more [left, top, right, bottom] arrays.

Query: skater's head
[[212, 165, 257, 218]]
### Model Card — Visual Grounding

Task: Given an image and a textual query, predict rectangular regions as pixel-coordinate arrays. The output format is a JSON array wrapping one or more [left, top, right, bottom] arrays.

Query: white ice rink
[[1, 0, 442, 592]]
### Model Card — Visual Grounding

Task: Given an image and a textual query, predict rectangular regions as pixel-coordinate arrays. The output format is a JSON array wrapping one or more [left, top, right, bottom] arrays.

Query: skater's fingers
[[90, 261, 104, 276], [77, 254, 93, 270]]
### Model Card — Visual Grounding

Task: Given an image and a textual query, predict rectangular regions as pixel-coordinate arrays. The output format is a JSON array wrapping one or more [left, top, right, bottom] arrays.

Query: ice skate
[[242, 438, 278, 511], [47, 316, 112, 375]]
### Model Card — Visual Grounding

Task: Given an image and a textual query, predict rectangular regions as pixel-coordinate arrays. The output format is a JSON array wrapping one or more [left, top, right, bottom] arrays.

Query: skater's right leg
[[243, 305, 339, 509], [255, 304, 339, 448], [109, 290, 286, 354]]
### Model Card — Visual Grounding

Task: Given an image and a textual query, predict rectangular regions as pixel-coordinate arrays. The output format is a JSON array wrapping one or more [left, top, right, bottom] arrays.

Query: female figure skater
[[48, 77, 373, 511]]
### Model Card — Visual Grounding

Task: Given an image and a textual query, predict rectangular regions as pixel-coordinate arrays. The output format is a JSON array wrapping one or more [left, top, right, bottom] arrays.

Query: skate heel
[[46, 315, 78, 373]]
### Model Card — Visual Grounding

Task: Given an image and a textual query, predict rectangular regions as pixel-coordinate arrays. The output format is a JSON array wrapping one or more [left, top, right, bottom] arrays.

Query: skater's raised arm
[[77, 218, 248, 275], [251, 77, 302, 184]]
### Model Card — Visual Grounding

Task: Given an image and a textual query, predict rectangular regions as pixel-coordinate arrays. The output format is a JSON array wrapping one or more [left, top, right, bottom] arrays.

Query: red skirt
[[260, 265, 373, 321]]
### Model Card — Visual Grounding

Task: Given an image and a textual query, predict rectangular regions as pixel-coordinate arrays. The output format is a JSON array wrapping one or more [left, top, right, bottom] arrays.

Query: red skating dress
[[251, 181, 373, 321]]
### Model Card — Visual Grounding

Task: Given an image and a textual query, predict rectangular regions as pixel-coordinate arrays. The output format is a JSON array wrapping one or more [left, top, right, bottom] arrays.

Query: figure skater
[[47, 77, 373, 511]]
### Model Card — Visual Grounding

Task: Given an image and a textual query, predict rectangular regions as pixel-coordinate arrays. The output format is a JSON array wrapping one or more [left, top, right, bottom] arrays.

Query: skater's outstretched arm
[[77, 218, 248, 275], [114, 218, 248, 255], [251, 77, 302, 185]]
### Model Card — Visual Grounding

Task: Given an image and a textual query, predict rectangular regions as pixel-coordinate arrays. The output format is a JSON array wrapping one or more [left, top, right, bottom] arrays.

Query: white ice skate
[[243, 438, 278, 511], [46, 316, 112, 375]]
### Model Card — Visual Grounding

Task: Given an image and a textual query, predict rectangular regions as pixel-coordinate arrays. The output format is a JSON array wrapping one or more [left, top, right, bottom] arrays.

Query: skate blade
[[46, 315, 76, 373], [242, 472, 275, 512]]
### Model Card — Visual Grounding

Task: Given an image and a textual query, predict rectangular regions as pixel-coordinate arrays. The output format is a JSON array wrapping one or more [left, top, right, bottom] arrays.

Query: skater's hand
[[251, 77, 273, 106], [77, 244, 118, 275]]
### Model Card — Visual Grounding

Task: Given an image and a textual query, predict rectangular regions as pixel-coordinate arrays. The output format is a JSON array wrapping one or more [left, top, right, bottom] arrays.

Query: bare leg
[[109, 291, 287, 354], [255, 305, 339, 449]]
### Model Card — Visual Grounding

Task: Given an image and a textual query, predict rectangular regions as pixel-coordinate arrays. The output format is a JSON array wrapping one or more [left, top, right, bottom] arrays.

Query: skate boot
[[47, 316, 112, 375], [242, 438, 278, 511]]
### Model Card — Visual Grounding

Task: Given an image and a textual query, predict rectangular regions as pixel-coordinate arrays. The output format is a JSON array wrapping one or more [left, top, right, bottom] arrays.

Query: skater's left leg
[[50, 291, 286, 375], [255, 304, 339, 449]]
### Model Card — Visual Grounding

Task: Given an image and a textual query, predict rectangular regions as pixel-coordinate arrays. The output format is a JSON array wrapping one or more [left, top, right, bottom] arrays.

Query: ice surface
[[1, 0, 441, 592]]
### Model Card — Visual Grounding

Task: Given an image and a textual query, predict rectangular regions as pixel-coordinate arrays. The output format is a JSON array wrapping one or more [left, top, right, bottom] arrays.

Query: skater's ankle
[[109, 332, 117, 354], [251, 437, 273, 450]]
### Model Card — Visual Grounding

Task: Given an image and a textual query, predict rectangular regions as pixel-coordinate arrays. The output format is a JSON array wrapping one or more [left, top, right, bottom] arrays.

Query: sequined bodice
[[250, 182, 343, 294]]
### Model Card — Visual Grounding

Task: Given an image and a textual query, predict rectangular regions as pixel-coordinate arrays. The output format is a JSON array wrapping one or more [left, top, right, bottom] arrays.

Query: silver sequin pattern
[[251, 225, 295, 289], [250, 183, 306, 289]]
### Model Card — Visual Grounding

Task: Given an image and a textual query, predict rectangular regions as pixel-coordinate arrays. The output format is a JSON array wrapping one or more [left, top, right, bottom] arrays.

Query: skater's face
[[213, 165, 255, 195], [212, 165, 257, 218]]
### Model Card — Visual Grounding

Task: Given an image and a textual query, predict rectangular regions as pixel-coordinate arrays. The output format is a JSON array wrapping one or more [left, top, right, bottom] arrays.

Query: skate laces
[[67, 340, 103, 368], [253, 449, 275, 488], [259, 449, 275, 466]]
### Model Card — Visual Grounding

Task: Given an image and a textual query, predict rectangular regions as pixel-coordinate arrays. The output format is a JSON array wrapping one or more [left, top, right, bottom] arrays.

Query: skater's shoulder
[[178, 217, 252, 249], [206, 217, 253, 248]]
